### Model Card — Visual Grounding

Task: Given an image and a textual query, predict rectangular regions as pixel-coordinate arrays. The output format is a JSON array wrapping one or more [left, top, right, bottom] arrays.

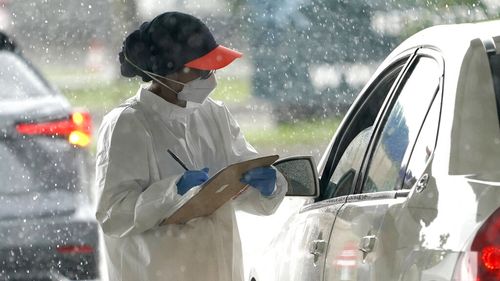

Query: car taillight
[[56, 244, 94, 255], [16, 110, 92, 147], [453, 207, 500, 281]]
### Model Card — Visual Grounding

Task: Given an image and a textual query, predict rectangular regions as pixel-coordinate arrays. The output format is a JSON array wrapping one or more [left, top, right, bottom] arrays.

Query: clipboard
[[161, 155, 279, 225]]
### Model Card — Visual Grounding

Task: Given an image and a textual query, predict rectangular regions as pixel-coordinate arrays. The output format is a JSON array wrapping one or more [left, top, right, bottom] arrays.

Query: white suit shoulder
[[205, 97, 225, 108], [202, 97, 229, 115], [98, 101, 148, 145], [100, 98, 141, 130]]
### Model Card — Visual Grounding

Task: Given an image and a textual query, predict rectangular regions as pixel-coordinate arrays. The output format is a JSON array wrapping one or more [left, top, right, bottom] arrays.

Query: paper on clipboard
[[161, 155, 279, 225]]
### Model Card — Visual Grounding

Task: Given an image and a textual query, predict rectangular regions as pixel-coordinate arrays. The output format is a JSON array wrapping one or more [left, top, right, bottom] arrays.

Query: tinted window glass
[[325, 126, 372, 198], [402, 94, 440, 189], [0, 51, 53, 100], [364, 56, 440, 193], [322, 61, 405, 199]]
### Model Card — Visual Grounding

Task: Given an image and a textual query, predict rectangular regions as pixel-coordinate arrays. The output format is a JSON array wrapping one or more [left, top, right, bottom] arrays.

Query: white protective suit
[[95, 87, 287, 281]]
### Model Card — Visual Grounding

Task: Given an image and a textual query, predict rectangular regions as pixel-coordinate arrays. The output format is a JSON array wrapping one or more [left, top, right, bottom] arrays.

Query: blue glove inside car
[[240, 166, 277, 196], [176, 168, 209, 195]]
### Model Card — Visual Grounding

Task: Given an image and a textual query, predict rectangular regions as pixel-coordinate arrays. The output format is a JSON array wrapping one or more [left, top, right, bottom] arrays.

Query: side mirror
[[273, 156, 319, 197]]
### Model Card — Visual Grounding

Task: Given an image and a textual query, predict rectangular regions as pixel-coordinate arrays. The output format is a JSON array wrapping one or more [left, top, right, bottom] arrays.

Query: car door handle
[[309, 239, 327, 256], [359, 235, 377, 253]]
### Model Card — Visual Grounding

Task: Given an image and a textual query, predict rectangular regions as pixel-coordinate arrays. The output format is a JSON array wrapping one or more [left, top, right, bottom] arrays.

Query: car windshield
[[0, 51, 53, 100]]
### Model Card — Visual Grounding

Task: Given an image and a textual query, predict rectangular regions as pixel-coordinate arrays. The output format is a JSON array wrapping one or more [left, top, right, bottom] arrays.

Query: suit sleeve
[[233, 169, 288, 215], [94, 109, 182, 238], [212, 102, 287, 215]]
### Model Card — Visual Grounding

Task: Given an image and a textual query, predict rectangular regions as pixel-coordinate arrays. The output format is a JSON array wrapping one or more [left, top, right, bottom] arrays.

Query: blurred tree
[[393, 0, 499, 38], [109, 0, 141, 66], [3, 0, 143, 76], [397, 0, 488, 12], [227, 0, 397, 122], [227, 0, 499, 122], [110, 0, 141, 38], [7, 1, 111, 63]]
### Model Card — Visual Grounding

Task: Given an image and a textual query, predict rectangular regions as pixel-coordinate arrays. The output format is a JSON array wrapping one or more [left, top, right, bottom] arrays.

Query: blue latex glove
[[176, 168, 209, 195], [240, 166, 277, 196]]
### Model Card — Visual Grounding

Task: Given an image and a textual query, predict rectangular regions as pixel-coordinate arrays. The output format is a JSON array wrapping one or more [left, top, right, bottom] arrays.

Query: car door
[[273, 52, 415, 281], [323, 48, 444, 281]]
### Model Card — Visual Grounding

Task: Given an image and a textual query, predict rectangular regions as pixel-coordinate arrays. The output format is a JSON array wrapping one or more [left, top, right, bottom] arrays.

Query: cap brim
[[184, 45, 242, 70]]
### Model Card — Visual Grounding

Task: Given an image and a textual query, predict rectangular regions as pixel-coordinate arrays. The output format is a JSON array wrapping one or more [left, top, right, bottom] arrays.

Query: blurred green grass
[[244, 118, 340, 146], [61, 77, 251, 112]]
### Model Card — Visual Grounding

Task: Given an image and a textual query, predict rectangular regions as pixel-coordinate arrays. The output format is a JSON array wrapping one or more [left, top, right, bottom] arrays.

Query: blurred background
[[1, 0, 499, 279], [1, 0, 499, 161]]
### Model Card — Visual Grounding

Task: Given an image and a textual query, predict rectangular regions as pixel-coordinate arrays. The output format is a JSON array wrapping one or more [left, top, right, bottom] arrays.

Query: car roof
[[383, 20, 500, 67]]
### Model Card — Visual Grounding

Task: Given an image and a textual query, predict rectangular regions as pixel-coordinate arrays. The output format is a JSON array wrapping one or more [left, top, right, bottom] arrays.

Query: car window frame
[[401, 86, 443, 190], [354, 48, 445, 195], [318, 49, 418, 200]]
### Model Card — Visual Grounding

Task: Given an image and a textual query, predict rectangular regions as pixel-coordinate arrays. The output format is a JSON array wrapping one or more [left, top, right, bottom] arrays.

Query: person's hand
[[240, 166, 276, 196], [176, 168, 209, 195]]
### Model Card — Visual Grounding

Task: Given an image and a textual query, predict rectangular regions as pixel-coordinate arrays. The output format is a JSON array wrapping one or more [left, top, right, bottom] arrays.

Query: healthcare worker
[[94, 11, 287, 281]]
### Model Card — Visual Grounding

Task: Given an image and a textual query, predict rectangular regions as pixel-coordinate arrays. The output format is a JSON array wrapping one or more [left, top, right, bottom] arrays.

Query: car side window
[[402, 93, 441, 189], [363, 56, 441, 193], [321, 60, 407, 200]]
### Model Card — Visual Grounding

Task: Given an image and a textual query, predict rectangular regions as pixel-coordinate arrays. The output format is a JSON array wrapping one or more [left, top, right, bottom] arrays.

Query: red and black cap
[[119, 12, 242, 81]]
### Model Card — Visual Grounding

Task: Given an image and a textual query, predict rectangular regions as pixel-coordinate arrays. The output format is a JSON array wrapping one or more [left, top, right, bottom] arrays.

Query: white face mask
[[171, 75, 217, 104], [123, 53, 216, 104]]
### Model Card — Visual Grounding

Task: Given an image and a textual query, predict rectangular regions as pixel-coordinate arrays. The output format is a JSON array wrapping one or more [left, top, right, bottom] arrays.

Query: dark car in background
[[0, 32, 99, 281]]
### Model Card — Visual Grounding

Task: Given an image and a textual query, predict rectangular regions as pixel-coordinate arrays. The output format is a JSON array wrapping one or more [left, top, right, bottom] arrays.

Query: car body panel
[[324, 192, 408, 281], [278, 206, 336, 281], [248, 196, 346, 281], [448, 37, 500, 175]]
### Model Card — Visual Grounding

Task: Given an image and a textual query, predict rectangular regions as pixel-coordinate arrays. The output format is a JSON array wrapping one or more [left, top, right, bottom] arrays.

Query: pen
[[167, 149, 189, 171]]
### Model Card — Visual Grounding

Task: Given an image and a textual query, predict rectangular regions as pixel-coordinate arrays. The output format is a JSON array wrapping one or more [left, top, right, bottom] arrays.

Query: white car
[[250, 20, 500, 281]]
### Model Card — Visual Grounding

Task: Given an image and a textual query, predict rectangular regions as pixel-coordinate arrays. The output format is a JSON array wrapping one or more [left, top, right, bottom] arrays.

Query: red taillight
[[454, 208, 500, 281], [482, 246, 500, 271], [16, 110, 92, 147], [56, 244, 94, 255]]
